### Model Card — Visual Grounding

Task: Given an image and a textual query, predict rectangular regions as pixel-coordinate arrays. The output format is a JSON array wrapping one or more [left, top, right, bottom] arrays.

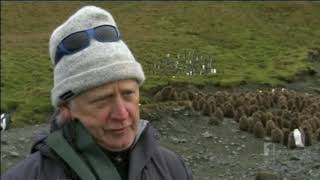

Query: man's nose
[[110, 98, 129, 121]]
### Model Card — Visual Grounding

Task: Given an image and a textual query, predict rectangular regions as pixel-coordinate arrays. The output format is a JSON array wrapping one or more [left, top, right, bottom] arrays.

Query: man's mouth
[[110, 126, 128, 133]]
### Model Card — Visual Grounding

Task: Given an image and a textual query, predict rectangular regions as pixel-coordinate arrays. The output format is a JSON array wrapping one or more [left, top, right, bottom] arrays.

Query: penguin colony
[[154, 86, 320, 148]]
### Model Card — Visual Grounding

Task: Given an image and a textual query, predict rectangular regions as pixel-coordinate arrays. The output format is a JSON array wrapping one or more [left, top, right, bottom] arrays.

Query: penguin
[[287, 131, 296, 149], [202, 102, 212, 116], [302, 127, 312, 146], [289, 118, 301, 131], [234, 108, 245, 122], [249, 105, 259, 117], [1, 113, 11, 131], [239, 116, 249, 131], [266, 120, 276, 136], [199, 98, 207, 112], [169, 88, 179, 101], [247, 117, 255, 133], [180, 91, 190, 101], [293, 128, 304, 148], [271, 127, 283, 144], [223, 102, 234, 118], [282, 128, 290, 146], [253, 121, 265, 139], [259, 111, 268, 127], [192, 100, 199, 111], [265, 112, 273, 123], [281, 119, 290, 129], [215, 107, 224, 121]]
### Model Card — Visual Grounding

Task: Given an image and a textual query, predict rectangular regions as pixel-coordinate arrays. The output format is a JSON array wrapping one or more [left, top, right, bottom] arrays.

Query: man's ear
[[59, 103, 73, 122]]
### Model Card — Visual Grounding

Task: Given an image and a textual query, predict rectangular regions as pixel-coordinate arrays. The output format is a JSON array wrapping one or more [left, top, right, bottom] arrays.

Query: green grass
[[1, 1, 320, 127]]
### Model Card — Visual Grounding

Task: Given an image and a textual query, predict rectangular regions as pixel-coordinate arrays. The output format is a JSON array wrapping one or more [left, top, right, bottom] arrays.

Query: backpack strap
[[47, 130, 96, 180]]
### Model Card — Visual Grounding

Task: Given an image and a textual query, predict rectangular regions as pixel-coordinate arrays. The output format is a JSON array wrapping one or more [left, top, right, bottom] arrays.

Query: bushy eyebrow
[[88, 93, 112, 104]]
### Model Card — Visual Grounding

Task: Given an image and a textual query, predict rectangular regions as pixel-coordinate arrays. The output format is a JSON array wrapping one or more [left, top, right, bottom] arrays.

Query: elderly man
[[2, 6, 193, 180]]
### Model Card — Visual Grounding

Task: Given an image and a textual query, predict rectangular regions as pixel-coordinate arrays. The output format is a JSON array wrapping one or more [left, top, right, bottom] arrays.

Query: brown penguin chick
[[249, 97, 258, 106], [265, 112, 273, 122], [310, 103, 320, 115], [153, 88, 166, 101], [249, 105, 259, 117], [281, 110, 292, 121], [271, 127, 283, 144], [247, 117, 255, 133], [287, 131, 296, 149], [252, 111, 262, 125], [210, 102, 217, 114], [272, 116, 281, 128], [298, 114, 311, 124], [157, 86, 174, 101], [187, 90, 197, 101], [266, 120, 276, 136], [202, 102, 213, 116], [234, 108, 245, 122], [302, 120, 314, 133], [239, 116, 249, 131], [181, 100, 194, 112], [180, 91, 190, 101], [253, 121, 265, 139], [242, 104, 251, 117], [287, 98, 296, 111], [214, 91, 225, 104], [165, 86, 175, 101], [259, 111, 268, 127], [282, 128, 290, 146], [198, 98, 207, 111], [263, 95, 273, 109], [302, 127, 312, 146], [223, 102, 234, 118], [310, 117, 319, 132], [289, 118, 301, 131], [316, 128, 320, 141], [281, 119, 290, 129], [207, 95, 216, 105], [215, 107, 224, 121], [191, 100, 198, 111]]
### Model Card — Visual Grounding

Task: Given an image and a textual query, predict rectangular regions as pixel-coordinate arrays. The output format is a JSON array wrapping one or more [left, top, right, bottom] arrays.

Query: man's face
[[68, 80, 140, 151]]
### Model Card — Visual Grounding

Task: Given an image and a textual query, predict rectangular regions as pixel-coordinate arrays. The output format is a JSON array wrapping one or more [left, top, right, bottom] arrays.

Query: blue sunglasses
[[55, 25, 121, 65]]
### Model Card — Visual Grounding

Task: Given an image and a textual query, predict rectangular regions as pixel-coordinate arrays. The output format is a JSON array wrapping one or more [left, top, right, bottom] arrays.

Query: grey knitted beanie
[[49, 6, 145, 107]]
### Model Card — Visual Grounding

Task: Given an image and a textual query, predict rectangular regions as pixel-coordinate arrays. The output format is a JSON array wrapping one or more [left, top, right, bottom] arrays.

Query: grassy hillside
[[1, 1, 320, 127]]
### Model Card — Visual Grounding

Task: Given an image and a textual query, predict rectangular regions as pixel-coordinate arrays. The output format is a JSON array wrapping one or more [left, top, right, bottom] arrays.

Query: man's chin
[[100, 136, 135, 152]]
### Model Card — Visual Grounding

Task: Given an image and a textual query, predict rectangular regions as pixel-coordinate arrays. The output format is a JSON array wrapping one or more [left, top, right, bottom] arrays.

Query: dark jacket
[[2, 124, 193, 180]]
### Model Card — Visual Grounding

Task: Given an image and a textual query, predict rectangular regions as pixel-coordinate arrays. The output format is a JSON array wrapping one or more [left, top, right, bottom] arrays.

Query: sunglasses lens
[[94, 26, 119, 42], [62, 31, 89, 53]]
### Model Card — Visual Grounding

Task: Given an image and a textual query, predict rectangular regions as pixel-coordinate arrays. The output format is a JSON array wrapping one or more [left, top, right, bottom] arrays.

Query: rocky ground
[[1, 106, 320, 180], [1, 62, 320, 179]]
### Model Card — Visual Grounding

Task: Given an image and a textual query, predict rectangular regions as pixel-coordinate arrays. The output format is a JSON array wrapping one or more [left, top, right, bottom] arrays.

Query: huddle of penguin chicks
[[239, 112, 320, 149], [154, 85, 229, 125], [154, 86, 320, 148], [236, 89, 320, 149]]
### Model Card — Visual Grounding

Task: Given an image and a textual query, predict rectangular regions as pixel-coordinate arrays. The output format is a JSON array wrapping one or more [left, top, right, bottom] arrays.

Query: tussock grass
[[1, 1, 320, 127]]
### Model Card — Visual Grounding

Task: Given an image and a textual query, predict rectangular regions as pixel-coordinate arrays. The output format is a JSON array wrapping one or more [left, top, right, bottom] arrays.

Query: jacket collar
[[128, 123, 160, 180]]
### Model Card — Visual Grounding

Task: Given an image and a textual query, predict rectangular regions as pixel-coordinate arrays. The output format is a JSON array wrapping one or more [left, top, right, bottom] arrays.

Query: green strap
[[46, 121, 122, 180], [74, 121, 122, 180], [47, 130, 96, 180]]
